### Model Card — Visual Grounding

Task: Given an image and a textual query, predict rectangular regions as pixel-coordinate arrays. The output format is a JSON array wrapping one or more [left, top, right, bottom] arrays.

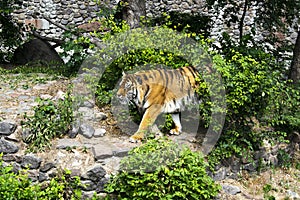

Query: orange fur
[[117, 66, 200, 142]]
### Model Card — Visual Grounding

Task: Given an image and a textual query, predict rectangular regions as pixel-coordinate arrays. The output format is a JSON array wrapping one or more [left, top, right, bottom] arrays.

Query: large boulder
[[12, 38, 63, 66]]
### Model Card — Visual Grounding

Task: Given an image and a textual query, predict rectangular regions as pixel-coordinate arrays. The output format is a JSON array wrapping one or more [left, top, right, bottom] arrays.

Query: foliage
[[0, 155, 82, 199], [38, 169, 82, 200], [206, 44, 300, 166], [0, 0, 22, 63], [0, 156, 40, 199], [60, 28, 94, 72], [146, 11, 212, 38], [21, 91, 73, 152], [105, 138, 221, 199]]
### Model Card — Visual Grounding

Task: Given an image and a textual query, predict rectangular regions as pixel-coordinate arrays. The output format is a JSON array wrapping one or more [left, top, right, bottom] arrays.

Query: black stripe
[[142, 74, 148, 81]]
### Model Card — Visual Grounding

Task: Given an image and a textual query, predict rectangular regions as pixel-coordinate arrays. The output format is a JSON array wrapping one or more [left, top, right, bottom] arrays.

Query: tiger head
[[117, 72, 143, 106]]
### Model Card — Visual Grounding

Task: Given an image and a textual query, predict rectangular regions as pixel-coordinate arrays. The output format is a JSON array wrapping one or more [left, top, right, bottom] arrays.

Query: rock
[[81, 180, 97, 191], [22, 129, 32, 143], [38, 172, 48, 182], [68, 124, 79, 138], [82, 100, 94, 108], [40, 162, 56, 172], [287, 190, 300, 199], [12, 38, 63, 66], [12, 162, 21, 174], [0, 122, 17, 136], [94, 128, 106, 137], [56, 138, 82, 149], [21, 155, 42, 169], [78, 107, 94, 121], [222, 184, 241, 195], [0, 139, 19, 154], [86, 165, 106, 182], [95, 112, 107, 120], [113, 149, 130, 157], [212, 167, 227, 181], [91, 143, 114, 160], [2, 154, 22, 163], [79, 124, 95, 138], [95, 177, 109, 193], [77, 21, 104, 32], [27, 170, 39, 182]]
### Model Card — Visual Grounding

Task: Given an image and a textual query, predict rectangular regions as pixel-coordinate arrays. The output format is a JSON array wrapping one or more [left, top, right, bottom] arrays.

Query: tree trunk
[[122, 0, 146, 28], [289, 30, 300, 84], [239, 0, 249, 44]]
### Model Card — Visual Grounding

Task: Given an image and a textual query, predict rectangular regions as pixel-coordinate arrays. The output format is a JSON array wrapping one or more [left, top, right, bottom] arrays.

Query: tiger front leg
[[169, 113, 182, 135], [129, 105, 162, 143]]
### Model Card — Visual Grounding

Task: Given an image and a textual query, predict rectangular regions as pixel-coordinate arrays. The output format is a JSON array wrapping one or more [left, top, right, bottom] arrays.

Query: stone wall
[[9, 0, 298, 46]]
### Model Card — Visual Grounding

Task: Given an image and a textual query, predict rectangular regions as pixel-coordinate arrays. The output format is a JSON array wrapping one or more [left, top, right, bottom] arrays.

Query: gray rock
[[38, 172, 48, 182], [56, 139, 82, 149], [21, 155, 42, 169], [96, 177, 109, 193], [287, 190, 300, 199], [113, 149, 130, 157], [222, 184, 241, 195], [40, 162, 56, 172], [81, 180, 97, 191], [86, 166, 106, 182], [82, 100, 94, 108], [0, 122, 17, 136], [79, 124, 95, 138], [61, 19, 69, 25], [68, 124, 79, 138], [212, 167, 227, 181], [91, 143, 114, 160], [95, 112, 107, 120], [22, 129, 32, 143], [0, 139, 19, 154], [94, 128, 106, 137], [78, 107, 94, 121], [27, 170, 39, 182], [12, 162, 21, 174], [2, 154, 22, 163]]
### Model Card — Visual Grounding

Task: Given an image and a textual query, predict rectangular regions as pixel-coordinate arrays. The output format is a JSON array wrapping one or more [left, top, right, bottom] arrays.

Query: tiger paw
[[169, 128, 181, 135], [129, 133, 144, 143]]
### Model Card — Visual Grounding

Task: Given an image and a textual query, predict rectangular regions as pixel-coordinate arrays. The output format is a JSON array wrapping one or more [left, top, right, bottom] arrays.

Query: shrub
[[21, 91, 73, 152], [0, 155, 82, 199], [0, 157, 40, 199], [105, 138, 221, 199], [208, 49, 299, 167]]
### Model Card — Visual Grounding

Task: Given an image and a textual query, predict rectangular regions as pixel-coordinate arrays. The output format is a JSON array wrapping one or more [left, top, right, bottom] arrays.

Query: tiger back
[[117, 66, 200, 142]]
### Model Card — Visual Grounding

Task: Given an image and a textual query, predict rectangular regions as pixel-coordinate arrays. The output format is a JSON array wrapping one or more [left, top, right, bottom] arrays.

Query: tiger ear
[[122, 71, 126, 76]]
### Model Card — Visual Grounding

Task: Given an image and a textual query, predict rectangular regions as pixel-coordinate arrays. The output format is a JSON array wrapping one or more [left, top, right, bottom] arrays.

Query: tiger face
[[116, 67, 200, 143], [117, 72, 149, 109], [117, 74, 136, 105]]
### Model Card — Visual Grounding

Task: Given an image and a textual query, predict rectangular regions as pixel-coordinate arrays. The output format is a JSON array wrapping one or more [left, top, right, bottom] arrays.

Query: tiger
[[116, 66, 201, 143]]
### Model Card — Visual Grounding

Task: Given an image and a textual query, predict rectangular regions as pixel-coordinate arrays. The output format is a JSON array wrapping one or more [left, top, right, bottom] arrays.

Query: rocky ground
[[0, 70, 299, 199]]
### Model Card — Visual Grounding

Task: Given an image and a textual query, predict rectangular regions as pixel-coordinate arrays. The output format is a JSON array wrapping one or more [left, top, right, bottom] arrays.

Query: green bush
[[208, 48, 299, 166], [105, 138, 221, 199], [21, 91, 73, 152], [0, 159, 40, 199], [0, 155, 82, 199]]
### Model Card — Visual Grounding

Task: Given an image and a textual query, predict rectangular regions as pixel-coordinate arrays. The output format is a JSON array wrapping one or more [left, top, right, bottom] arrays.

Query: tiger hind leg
[[169, 113, 182, 135]]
